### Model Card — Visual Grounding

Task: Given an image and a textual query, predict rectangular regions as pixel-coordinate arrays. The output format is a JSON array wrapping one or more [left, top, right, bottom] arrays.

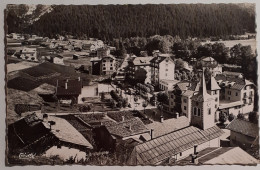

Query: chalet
[[8, 112, 93, 159], [226, 118, 259, 149], [50, 55, 64, 65], [55, 77, 83, 104]]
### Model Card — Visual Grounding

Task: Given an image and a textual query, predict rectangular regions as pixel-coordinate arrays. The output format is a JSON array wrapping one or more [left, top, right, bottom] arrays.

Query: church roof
[[207, 76, 221, 91], [191, 70, 214, 102]]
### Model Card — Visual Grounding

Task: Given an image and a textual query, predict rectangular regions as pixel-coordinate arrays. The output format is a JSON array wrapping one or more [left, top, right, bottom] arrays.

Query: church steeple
[[199, 69, 208, 97]]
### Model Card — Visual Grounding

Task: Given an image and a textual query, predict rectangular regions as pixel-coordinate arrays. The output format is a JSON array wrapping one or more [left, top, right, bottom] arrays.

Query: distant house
[[159, 79, 179, 92], [20, 48, 38, 61], [82, 44, 95, 52], [128, 56, 153, 84], [226, 119, 259, 149], [222, 71, 243, 78], [91, 55, 116, 76], [50, 55, 64, 65], [150, 55, 175, 86], [215, 74, 255, 117], [55, 77, 83, 104], [8, 112, 93, 160], [199, 57, 222, 76]]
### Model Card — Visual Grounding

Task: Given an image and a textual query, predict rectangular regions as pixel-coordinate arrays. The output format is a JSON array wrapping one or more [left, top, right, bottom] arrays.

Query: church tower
[[190, 70, 215, 130]]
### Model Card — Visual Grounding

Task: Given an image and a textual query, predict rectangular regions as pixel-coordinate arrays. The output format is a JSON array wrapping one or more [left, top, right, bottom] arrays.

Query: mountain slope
[[6, 4, 256, 39]]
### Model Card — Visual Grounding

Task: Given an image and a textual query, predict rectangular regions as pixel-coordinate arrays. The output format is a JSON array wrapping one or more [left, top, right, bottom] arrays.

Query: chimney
[[65, 82, 68, 89], [122, 116, 125, 122], [160, 115, 164, 123], [43, 113, 48, 122], [78, 77, 81, 81], [194, 144, 198, 155], [150, 129, 154, 140], [191, 154, 199, 164]]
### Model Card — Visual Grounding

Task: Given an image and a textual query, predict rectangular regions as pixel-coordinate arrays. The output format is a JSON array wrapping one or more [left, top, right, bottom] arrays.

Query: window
[[198, 108, 201, 116], [110, 67, 113, 70], [250, 91, 253, 96], [244, 92, 247, 98], [236, 92, 238, 96], [228, 97, 230, 100], [166, 69, 168, 71], [193, 107, 197, 116], [171, 95, 174, 99], [184, 106, 187, 110], [215, 98, 218, 102], [208, 108, 211, 115], [110, 63, 113, 66], [243, 99, 246, 104], [249, 98, 252, 105], [180, 152, 182, 156], [103, 67, 106, 70], [214, 91, 217, 95], [184, 99, 187, 103], [215, 104, 218, 108], [103, 63, 106, 66], [166, 64, 168, 67], [110, 60, 113, 62]]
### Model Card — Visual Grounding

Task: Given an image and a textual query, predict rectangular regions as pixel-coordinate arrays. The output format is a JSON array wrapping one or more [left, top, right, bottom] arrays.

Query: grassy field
[[202, 39, 257, 53]]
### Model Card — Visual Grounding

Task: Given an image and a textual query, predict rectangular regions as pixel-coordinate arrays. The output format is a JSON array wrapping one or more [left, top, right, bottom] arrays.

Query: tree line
[[6, 4, 255, 39]]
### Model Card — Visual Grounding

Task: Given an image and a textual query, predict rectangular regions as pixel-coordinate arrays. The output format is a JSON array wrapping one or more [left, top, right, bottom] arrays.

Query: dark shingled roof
[[129, 125, 224, 165], [226, 119, 259, 138], [56, 79, 82, 96], [103, 117, 149, 138]]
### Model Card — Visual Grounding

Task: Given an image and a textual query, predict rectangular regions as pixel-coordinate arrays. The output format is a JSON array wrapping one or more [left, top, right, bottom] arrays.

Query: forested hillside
[[6, 4, 255, 39]]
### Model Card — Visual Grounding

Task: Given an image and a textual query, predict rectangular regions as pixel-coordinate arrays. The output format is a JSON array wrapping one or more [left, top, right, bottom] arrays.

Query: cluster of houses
[[6, 33, 259, 165], [8, 67, 258, 165], [6, 33, 116, 67]]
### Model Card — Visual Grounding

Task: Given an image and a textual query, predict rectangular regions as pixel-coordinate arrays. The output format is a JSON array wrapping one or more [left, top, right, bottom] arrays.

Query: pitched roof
[[201, 57, 215, 62], [177, 147, 258, 165], [56, 79, 82, 96], [182, 90, 195, 97], [207, 76, 221, 90], [146, 116, 190, 138], [226, 119, 259, 138], [10, 112, 50, 145], [103, 117, 149, 138], [132, 57, 153, 66], [191, 71, 214, 102], [43, 116, 93, 149], [150, 56, 172, 64], [129, 125, 224, 165], [223, 71, 243, 77]]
